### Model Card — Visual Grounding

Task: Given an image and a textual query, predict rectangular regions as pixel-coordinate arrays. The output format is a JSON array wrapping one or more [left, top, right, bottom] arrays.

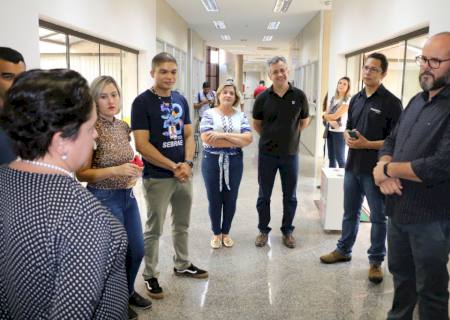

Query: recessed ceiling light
[[267, 21, 281, 30], [201, 0, 219, 12], [262, 35, 273, 42], [213, 20, 226, 29], [221, 34, 231, 41], [273, 0, 292, 13]]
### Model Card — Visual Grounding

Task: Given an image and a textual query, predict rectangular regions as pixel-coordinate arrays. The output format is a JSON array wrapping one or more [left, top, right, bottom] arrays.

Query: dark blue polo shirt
[[379, 84, 450, 224], [252, 83, 309, 156], [0, 127, 16, 165], [346, 84, 402, 174]]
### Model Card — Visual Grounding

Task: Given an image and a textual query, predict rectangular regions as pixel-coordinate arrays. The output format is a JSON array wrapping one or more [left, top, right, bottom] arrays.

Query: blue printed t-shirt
[[131, 89, 191, 179]]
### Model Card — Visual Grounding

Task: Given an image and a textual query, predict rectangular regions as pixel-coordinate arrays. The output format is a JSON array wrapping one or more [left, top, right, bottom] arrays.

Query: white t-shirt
[[194, 90, 216, 118]]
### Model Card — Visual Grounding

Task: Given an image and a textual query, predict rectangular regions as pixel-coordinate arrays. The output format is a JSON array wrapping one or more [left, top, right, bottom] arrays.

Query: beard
[[419, 69, 450, 91]]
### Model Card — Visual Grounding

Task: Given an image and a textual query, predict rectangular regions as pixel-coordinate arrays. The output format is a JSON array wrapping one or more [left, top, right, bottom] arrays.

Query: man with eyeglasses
[[320, 52, 402, 285], [0, 47, 26, 165], [373, 32, 450, 319]]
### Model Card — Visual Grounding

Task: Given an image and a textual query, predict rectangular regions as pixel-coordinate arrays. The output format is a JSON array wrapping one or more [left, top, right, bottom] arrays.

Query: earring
[[61, 153, 68, 160]]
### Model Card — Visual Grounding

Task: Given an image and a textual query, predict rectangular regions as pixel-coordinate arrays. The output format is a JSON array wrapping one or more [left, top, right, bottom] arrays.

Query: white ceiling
[[165, 0, 331, 62]]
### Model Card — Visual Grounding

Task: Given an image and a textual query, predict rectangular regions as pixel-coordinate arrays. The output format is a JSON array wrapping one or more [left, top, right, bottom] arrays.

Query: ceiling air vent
[[257, 47, 278, 51]]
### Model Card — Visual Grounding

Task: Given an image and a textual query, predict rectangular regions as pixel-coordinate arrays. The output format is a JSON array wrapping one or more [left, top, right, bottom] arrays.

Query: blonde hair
[[90, 76, 122, 114], [334, 76, 351, 100], [216, 82, 240, 107]]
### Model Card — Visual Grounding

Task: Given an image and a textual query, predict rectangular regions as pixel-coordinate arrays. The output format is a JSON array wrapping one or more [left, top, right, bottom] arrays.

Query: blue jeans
[[88, 187, 144, 296], [387, 219, 450, 320], [336, 171, 386, 264], [256, 153, 298, 235], [201, 151, 243, 235], [327, 131, 345, 168]]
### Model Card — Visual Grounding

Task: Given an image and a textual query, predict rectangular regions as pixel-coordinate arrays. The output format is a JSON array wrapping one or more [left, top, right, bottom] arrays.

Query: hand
[[345, 130, 369, 149], [204, 131, 224, 142], [329, 121, 339, 129], [373, 161, 389, 186], [114, 163, 141, 177], [173, 162, 192, 183], [379, 178, 403, 196]]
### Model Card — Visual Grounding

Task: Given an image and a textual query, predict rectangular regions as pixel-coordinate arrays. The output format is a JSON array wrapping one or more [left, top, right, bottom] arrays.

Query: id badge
[[169, 125, 177, 139]]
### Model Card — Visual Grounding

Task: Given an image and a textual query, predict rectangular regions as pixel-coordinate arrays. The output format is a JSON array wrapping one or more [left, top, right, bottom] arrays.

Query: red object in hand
[[130, 155, 144, 168]]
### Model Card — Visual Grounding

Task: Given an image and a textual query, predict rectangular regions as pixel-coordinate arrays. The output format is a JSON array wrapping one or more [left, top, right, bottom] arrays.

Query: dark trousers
[[327, 131, 345, 168], [387, 219, 450, 320], [336, 171, 386, 264], [201, 152, 243, 235], [256, 152, 298, 235], [88, 187, 144, 296]]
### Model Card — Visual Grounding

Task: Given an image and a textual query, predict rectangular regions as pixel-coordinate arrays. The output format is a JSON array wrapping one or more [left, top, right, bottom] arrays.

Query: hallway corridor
[[132, 102, 395, 320]]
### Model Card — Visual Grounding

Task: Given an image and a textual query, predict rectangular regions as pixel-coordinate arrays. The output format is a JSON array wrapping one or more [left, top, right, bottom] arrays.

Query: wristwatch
[[383, 162, 391, 178], [185, 160, 194, 168]]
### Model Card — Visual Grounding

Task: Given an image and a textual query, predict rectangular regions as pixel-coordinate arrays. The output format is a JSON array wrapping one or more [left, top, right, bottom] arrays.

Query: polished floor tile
[[131, 103, 414, 320]]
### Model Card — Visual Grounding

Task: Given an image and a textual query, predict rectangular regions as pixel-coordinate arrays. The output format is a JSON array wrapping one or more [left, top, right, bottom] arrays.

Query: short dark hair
[[152, 52, 177, 69], [367, 52, 388, 74], [259, 80, 265, 85], [0, 69, 93, 160], [0, 47, 25, 64], [202, 81, 210, 89]]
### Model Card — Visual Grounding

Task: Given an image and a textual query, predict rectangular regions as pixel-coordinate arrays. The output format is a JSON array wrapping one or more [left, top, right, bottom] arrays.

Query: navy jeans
[[336, 171, 386, 264], [387, 219, 450, 320], [256, 152, 298, 235], [327, 131, 345, 168], [201, 151, 243, 235], [88, 187, 144, 296]]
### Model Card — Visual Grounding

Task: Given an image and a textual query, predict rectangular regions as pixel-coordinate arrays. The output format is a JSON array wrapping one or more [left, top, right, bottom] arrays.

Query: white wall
[[219, 49, 236, 85], [156, 0, 188, 52], [191, 30, 205, 62], [0, 0, 156, 93], [328, 0, 450, 97]]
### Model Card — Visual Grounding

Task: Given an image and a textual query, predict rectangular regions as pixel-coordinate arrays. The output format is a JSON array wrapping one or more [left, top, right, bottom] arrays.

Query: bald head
[[419, 32, 450, 92]]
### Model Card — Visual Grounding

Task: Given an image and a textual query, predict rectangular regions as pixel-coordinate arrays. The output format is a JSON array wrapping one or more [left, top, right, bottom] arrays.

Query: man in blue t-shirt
[[131, 52, 208, 300]]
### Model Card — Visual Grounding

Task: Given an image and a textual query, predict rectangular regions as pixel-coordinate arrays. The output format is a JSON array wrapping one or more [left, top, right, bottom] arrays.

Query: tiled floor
[[131, 102, 399, 320]]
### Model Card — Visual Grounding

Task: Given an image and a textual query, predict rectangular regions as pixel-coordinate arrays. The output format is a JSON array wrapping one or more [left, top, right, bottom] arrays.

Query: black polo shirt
[[0, 127, 15, 165], [346, 84, 402, 174], [252, 84, 309, 156], [379, 84, 450, 224]]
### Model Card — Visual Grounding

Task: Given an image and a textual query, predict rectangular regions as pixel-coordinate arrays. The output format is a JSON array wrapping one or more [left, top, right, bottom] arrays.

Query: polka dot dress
[[0, 167, 128, 319]]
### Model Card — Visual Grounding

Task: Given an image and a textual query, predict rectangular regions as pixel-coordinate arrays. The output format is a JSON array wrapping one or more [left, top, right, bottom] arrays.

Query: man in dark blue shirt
[[374, 32, 450, 320], [320, 53, 402, 284], [0, 47, 26, 165], [253, 56, 310, 249], [132, 52, 208, 300]]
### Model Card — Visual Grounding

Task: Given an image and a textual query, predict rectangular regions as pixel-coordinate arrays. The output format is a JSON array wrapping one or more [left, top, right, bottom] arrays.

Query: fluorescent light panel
[[267, 21, 280, 30], [262, 35, 273, 42], [201, 0, 219, 12], [221, 34, 231, 41], [213, 20, 226, 29], [273, 0, 292, 13]]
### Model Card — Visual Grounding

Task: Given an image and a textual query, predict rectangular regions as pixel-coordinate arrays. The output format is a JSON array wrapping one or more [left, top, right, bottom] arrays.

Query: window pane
[[69, 36, 100, 84], [121, 51, 138, 124], [156, 39, 164, 54], [403, 35, 428, 106], [100, 44, 121, 81], [365, 41, 405, 100], [346, 54, 362, 95], [39, 27, 67, 69]]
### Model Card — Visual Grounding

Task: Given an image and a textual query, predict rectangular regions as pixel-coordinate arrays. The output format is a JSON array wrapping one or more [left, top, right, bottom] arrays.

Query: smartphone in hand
[[348, 130, 359, 139]]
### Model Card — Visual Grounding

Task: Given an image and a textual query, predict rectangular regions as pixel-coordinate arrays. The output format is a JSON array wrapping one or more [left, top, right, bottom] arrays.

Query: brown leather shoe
[[255, 233, 268, 247], [320, 250, 352, 264], [282, 234, 296, 248], [368, 264, 383, 284]]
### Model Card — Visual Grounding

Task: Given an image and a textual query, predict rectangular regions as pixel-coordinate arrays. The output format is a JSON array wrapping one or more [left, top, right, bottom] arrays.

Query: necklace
[[21, 159, 75, 179]]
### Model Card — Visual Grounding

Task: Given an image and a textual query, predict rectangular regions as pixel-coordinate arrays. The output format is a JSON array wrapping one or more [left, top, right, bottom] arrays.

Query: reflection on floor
[[132, 101, 398, 320]]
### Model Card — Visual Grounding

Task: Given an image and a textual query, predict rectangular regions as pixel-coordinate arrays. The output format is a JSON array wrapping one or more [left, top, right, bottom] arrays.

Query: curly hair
[[0, 69, 93, 160]]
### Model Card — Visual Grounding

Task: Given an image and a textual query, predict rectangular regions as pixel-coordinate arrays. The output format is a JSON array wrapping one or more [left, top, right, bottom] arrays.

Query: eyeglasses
[[415, 55, 450, 69], [362, 65, 382, 74]]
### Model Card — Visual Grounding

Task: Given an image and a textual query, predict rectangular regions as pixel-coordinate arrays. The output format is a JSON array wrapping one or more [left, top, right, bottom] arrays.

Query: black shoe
[[129, 292, 152, 309], [128, 305, 138, 320], [144, 277, 164, 299], [174, 264, 209, 279]]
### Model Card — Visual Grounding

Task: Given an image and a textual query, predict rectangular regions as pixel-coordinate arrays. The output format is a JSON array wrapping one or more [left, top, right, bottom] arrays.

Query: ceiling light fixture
[[273, 0, 292, 13], [201, 0, 219, 12], [262, 35, 273, 42], [267, 21, 281, 30], [221, 34, 231, 41], [213, 20, 226, 29]]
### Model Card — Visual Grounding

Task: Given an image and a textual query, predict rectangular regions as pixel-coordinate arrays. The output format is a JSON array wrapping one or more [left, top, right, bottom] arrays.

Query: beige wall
[[191, 30, 205, 62], [156, 0, 188, 51]]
